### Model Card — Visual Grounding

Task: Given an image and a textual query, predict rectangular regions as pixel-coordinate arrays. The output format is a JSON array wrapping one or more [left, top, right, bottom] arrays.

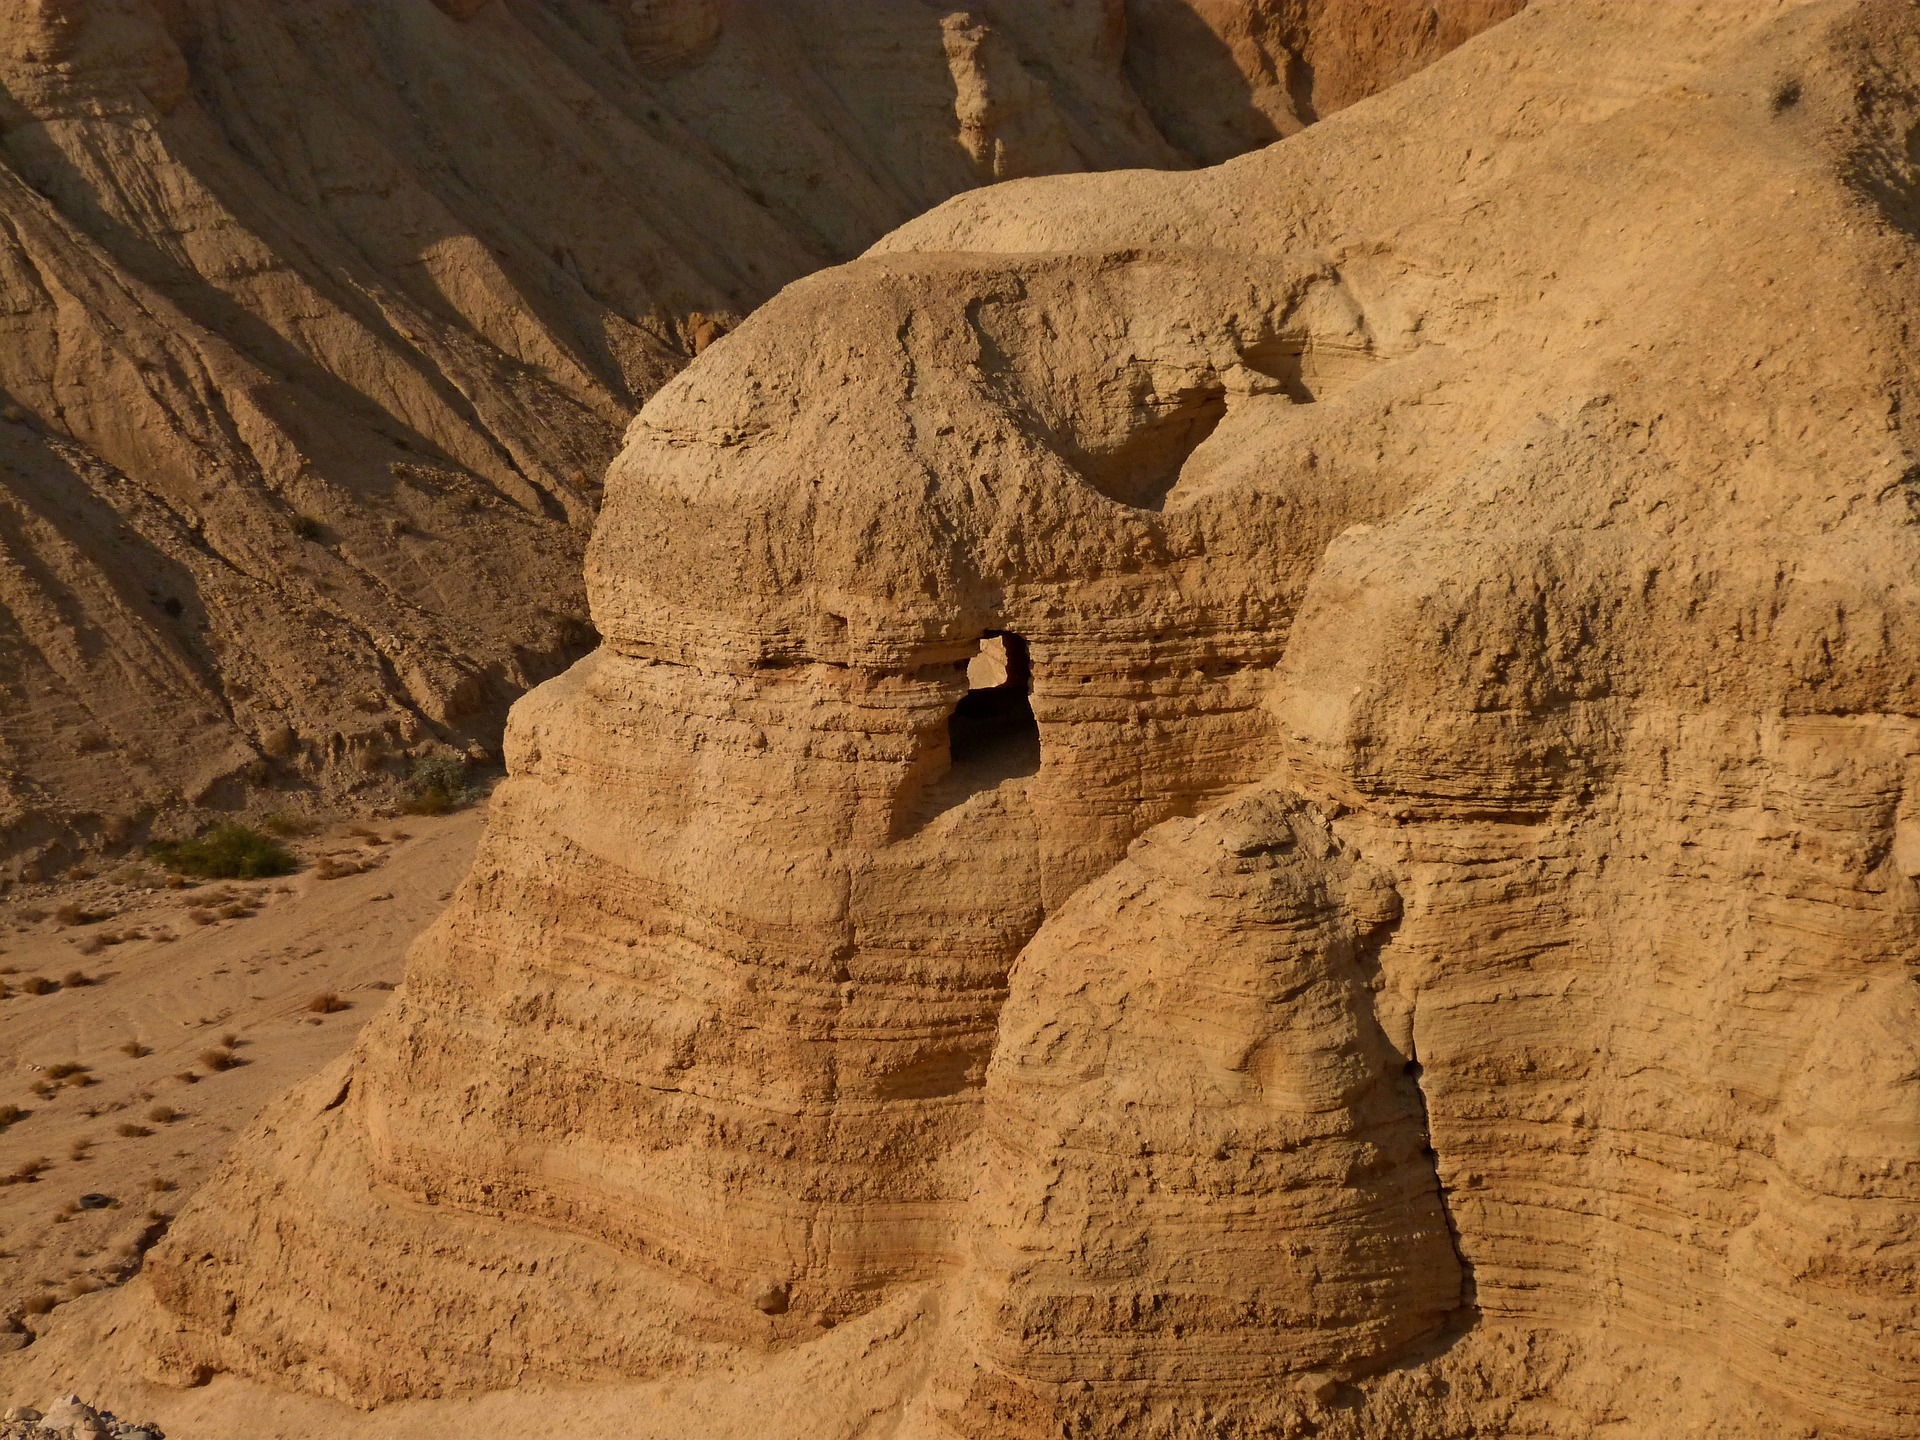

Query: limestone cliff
[[0, 0, 1507, 873], [139, 1, 1920, 1437]]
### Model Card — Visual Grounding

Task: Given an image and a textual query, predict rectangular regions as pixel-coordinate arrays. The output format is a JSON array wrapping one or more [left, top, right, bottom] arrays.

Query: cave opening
[[947, 631, 1039, 778], [894, 631, 1041, 839]]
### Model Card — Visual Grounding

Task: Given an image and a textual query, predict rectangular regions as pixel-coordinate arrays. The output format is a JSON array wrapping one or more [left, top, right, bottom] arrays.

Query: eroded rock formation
[[0, 0, 1496, 873], [139, 0, 1920, 1436]]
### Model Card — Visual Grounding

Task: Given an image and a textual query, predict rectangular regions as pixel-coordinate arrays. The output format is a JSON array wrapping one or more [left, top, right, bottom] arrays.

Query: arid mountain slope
[[104, 1, 1920, 1438], [0, 0, 1520, 875]]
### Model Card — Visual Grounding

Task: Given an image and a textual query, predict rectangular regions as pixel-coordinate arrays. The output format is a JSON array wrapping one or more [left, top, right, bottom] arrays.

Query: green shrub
[[403, 754, 475, 815], [152, 823, 294, 880]]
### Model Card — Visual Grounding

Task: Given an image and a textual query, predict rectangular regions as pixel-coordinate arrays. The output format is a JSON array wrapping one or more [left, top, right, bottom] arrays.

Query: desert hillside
[[0, 0, 1520, 876], [0, 1, 1897, 1438]]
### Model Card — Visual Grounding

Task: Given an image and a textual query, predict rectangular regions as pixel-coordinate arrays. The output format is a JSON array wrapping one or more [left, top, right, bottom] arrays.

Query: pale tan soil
[[0, 810, 483, 1352]]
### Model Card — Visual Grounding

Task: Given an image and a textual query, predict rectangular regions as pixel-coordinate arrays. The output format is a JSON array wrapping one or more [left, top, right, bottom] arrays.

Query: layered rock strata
[[0, 0, 1504, 871], [144, 1, 1920, 1437]]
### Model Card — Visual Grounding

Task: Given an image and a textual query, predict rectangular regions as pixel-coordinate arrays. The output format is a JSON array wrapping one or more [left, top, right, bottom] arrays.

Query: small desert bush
[[45, 1062, 87, 1080], [262, 811, 313, 838], [2, 1157, 47, 1185], [152, 824, 294, 880], [20, 1292, 55, 1315], [0, 1103, 21, 1126], [120, 1041, 150, 1058], [402, 753, 476, 815], [115, 1122, 152, 1138], [199, 1047, 239, 1072], [306, 991, 349, 1015], [147, 1104, 178, 1124], [19, 975, 56, 995], [61, 969, 95, 988]]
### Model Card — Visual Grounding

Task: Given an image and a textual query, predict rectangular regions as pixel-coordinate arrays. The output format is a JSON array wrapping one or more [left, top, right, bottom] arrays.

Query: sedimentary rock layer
[[0, 0, 1507, 872], [144, 1, 1919, 1437]]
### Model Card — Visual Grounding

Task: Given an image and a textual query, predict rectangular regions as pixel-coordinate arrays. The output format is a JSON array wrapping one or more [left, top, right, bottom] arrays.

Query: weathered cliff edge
[[140, 2, 1920, 1436], [0, 0, 1515, 872]]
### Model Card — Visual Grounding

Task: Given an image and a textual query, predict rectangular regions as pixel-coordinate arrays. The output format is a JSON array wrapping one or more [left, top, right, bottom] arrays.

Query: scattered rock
[[37, 1395, 107, 1440], [749, 1278, 790, 1316], [1300, 1370, 1342, 1406]]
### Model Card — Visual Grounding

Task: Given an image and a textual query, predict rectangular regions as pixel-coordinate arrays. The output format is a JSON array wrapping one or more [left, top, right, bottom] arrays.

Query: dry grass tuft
[[1, 1157, 49, 1186]]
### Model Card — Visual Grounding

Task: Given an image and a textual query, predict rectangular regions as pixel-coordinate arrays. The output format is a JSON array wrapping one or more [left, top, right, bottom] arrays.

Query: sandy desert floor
[[0, 811, 484, 1358]]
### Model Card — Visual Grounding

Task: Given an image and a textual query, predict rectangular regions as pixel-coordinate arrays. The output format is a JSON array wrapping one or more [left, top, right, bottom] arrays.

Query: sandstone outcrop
[[0, 0, 1499, 874], [131, 0, 1920, 1436]]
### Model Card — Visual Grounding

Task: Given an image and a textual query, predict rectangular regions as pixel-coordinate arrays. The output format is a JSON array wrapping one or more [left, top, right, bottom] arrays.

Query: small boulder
[[1298, 1369, 1343, 1406], [749, 1277, 790, 1316], [39, 1394, 108, 1438]]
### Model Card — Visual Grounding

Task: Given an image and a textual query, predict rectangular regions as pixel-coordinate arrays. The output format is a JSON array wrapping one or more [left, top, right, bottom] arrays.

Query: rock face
[[140, 0, 1920, 1437], [0, 0, 1496, 874]]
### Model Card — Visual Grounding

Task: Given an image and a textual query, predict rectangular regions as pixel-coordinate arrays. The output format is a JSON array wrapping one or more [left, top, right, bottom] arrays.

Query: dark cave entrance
[[893, 631, 1040, 839], [947, 631, 1039, 778]]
